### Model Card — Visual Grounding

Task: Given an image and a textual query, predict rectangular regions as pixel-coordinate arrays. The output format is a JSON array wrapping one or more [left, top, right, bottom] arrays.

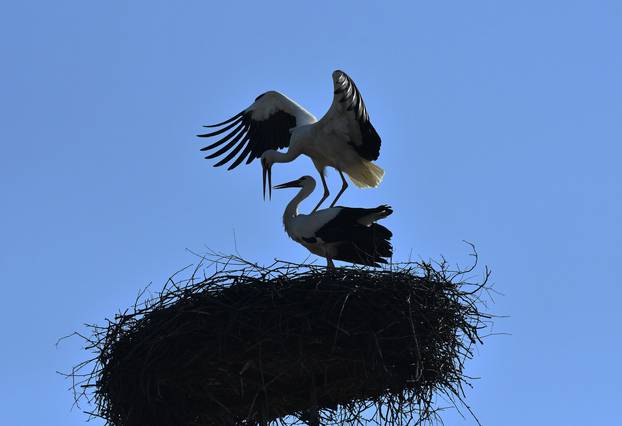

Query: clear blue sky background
[[1, 1, 620, 425]]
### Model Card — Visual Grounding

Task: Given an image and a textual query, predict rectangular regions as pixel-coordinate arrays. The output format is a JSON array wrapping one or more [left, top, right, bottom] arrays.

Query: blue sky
[[1, 1, 621, 425]]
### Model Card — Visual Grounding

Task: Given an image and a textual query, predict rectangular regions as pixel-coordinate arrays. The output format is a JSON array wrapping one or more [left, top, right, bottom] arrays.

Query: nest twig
[[63, 247, 493, 425]]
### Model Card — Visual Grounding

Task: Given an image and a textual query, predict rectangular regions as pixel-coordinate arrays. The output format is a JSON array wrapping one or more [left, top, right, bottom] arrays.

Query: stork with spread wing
[[198, 70, 384, 212]]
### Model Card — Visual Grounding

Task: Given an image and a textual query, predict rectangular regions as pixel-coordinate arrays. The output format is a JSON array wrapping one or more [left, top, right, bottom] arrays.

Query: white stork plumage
[[198, 70, 384, 212], [273, 175, 393, 268]]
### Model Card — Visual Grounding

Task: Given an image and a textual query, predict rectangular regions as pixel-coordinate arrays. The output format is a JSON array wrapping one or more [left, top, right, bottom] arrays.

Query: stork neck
[[270, 145, 303, 164], [283, 184, 314, 226]]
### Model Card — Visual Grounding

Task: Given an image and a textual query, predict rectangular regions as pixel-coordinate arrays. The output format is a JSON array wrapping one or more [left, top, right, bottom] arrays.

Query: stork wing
[[316, 70, 381, 161], [315, 206, 393, 243], [198, 91, 317, 170]]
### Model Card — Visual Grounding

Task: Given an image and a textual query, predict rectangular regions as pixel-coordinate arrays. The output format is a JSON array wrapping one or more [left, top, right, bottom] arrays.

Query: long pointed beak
[[273, 179, 301, 190], [262, 163, 267, 200], [262, 162, 272, 200], [268, 166, 272, 200]]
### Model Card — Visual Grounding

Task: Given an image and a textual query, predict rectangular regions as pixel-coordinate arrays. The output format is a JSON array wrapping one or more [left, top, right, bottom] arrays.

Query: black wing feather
[[199, 108, 297, 170], [201, 111, 244, 128], [213, 134, 250, 167], [197, 117, 243, 137], [314, 205, 393, 266], [199, 121, 246, 151], [332, 223, 393, 266], [204, 128, 248, 160], [333, 71, 381, 161], [227, 138, 255, 170], [316, 206, 392, 240]]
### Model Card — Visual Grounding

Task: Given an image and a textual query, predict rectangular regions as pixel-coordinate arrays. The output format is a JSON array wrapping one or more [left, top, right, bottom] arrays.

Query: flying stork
[[198, 70, 384, 212], [273, 175, 393, 268]]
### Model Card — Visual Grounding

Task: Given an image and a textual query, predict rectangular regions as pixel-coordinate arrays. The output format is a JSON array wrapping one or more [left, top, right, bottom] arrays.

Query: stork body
[[274, 176, 393, 268], [199, 70, 384, 211]]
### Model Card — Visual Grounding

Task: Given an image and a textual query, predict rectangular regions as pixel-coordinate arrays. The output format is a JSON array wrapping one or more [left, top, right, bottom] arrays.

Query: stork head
[[260, 150, 277, 201], [273, 175, 316, 191]]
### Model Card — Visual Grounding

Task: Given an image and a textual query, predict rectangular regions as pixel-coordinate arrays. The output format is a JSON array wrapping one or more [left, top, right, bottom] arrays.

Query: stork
[[198, 70, 384, 212], [273, 175, 393, 268]]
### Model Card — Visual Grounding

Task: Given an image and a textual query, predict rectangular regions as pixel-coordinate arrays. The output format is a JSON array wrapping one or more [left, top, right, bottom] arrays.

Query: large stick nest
[[67, 251, 492, 425]]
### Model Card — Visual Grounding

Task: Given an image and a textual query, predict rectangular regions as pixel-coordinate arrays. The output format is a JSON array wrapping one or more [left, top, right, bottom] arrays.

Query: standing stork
[[198, 70, 384, 212], [273, 175, 393, 268]]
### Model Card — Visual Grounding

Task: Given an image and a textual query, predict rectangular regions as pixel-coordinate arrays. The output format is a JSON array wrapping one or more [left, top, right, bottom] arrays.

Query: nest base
[[67, 255, 491, 426]]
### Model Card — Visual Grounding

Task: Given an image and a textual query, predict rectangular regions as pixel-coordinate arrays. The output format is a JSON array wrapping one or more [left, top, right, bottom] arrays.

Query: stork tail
[[346, 161, 385, 188]]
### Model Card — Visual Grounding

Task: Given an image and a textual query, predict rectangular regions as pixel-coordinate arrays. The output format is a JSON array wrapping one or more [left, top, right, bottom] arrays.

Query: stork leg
[[312, 171, 330, 213], [326, 258, 335, 271], [329, 170, 349, 207]]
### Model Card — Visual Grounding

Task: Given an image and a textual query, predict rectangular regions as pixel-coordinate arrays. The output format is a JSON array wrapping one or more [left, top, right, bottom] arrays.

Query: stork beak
[[262, 160, 272, 200], [273, 179, 301, 190]]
